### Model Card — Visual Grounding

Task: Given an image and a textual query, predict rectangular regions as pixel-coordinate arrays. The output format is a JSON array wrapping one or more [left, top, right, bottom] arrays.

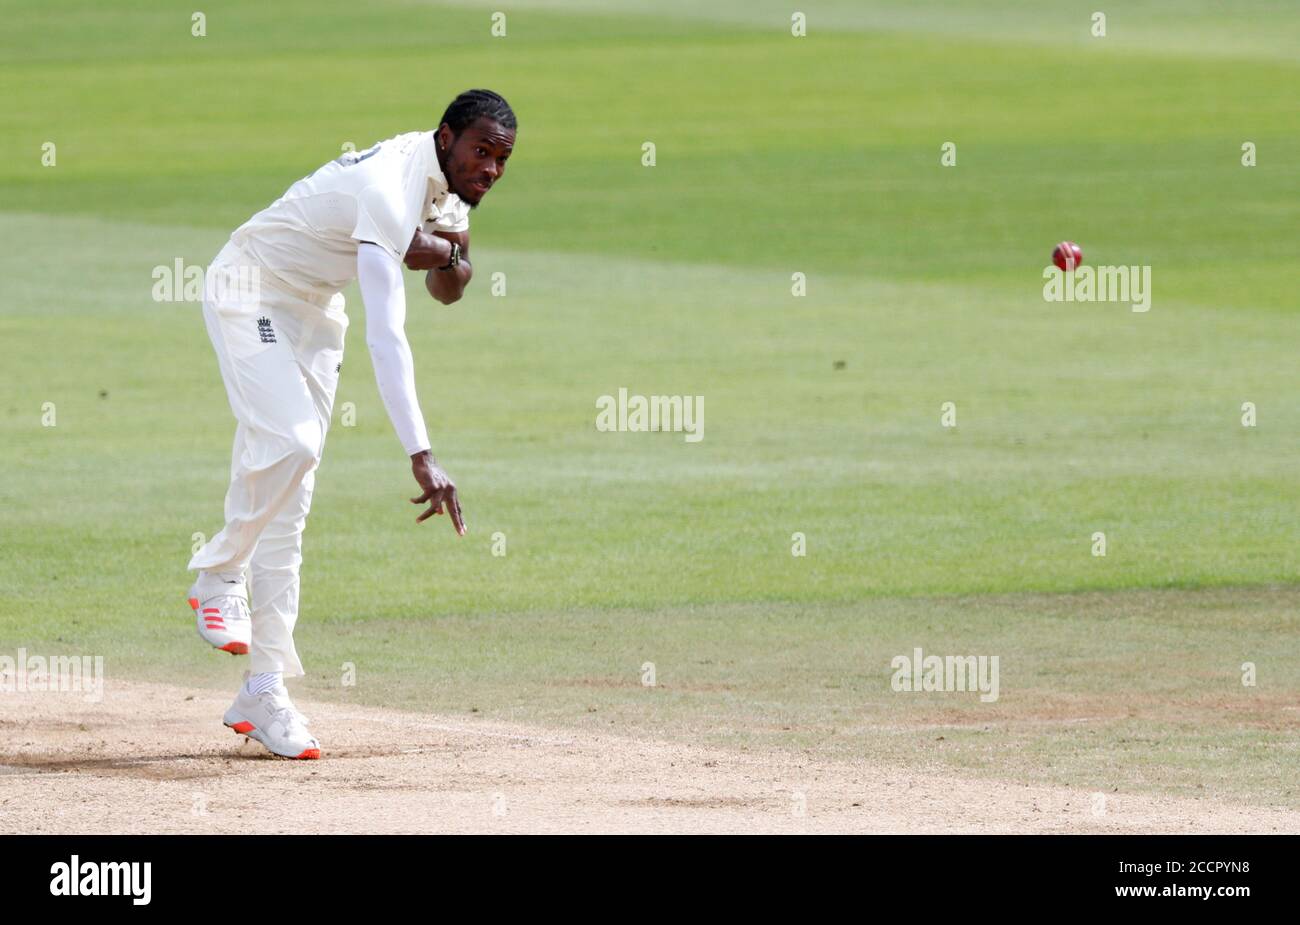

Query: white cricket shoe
[[223, 683, 321, 760], [187, 571, 251, 655]]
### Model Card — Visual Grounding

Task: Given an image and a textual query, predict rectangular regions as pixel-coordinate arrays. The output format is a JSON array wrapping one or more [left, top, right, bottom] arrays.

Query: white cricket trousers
[[188, 237, 347, 677]]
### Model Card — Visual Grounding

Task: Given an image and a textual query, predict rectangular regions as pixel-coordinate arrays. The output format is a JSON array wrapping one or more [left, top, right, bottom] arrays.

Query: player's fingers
[[415, 503, 438, 523], [448, 489, 466, 536], [410, 487, 434, 504]]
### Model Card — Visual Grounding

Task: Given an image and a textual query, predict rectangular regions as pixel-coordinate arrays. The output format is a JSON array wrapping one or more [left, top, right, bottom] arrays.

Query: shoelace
[[264, 691, 311, 730], [207, 592, 250, 620]]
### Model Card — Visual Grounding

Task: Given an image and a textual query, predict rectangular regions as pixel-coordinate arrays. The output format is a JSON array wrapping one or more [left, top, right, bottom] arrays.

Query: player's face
[[441, 118, 515, 207]]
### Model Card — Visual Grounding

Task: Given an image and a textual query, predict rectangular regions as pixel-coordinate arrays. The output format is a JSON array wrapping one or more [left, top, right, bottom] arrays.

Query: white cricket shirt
[[231, 131, 471, 298]]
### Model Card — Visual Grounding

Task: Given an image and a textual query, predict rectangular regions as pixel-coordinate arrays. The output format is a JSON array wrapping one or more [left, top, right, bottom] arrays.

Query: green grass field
[[2, 1, 1298, 810]]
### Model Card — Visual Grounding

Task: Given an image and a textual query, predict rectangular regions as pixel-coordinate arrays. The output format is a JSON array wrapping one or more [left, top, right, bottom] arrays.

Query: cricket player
[[185, 90, 516, 759]]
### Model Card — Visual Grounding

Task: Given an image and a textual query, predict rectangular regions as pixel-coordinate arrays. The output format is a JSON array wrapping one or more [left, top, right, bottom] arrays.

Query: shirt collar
[[427, 134, 446, 183], [426, 133, 461, 210]]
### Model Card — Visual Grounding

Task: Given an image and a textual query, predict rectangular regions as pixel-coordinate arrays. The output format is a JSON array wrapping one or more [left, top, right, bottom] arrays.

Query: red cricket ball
[[1052, 240, 1083, 271]]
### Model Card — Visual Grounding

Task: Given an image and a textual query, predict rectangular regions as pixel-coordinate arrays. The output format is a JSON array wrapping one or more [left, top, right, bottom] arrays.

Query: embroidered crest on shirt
[[257, 317, 276, 344]]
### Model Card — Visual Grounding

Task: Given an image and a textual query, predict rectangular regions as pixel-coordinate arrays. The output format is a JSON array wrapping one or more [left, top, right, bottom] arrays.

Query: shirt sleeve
[[357, 242, 431, 456], [352, 184, 411, 260], [425, 199, 471, 234]]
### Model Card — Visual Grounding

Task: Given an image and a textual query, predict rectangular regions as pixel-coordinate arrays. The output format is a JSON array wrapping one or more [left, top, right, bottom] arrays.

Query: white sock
[[245, 672, 281, 696]]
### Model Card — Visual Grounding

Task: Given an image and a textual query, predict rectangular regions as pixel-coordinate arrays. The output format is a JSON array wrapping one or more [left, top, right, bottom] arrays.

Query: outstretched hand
[[409, 451, 465, 535]]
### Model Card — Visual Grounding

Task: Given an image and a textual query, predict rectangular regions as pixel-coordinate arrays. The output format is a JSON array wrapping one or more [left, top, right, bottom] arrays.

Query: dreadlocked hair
[[439, 89, 517, 136]]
